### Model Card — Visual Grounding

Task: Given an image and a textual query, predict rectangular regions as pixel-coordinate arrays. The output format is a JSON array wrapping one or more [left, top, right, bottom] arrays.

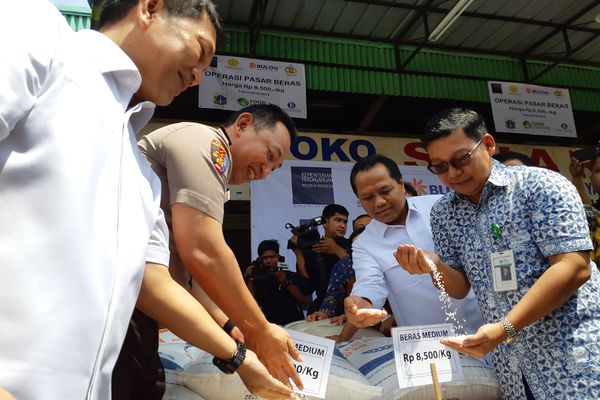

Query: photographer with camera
[[245, 240, 311, 326], [288, 204, 352, 314], [570, 143, 600, 207], [569, 142, 600, 263]]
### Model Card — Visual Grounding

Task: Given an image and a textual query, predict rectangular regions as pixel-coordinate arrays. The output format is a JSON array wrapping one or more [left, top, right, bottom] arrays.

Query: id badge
[[491, 250, 517, 292]]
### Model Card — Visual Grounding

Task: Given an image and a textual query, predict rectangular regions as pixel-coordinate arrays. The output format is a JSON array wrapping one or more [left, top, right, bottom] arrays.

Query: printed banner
[[198, 55, 307, 118], [291, 166, 335, 205], [488, 81, 576, 137]]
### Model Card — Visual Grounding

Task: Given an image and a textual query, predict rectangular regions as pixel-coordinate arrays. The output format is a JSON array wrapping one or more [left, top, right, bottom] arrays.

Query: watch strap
[[498, 316, 518, 344], [212, 340, 246, 374]]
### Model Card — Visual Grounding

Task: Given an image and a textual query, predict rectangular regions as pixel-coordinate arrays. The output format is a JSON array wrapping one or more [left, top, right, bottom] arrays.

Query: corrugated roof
[[222, 27, 600, 112], [215, 0, 600, 66]]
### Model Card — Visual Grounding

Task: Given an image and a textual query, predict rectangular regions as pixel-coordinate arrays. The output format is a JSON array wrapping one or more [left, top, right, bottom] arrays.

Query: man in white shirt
[[0, 1, 288, 399], [344, 155, 484, 333]]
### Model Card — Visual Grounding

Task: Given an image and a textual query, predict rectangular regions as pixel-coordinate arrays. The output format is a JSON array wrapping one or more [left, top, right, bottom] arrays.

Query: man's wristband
[[222, 319, 235, 335]]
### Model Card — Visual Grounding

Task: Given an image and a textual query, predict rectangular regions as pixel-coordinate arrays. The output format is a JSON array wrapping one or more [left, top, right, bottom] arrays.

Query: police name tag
[[392, 324, 464, 389], [491, 249, 517, 292], [286, 329, 335, 399]]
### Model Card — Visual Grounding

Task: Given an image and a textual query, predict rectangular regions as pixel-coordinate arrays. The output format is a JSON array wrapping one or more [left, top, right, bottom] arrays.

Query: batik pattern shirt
[[431, 160, 600, 399], [319, 255, 355, 317]]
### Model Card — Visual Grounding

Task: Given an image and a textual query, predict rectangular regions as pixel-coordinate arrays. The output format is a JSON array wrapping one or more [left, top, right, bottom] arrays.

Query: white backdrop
[[250, 160, 446, 268]]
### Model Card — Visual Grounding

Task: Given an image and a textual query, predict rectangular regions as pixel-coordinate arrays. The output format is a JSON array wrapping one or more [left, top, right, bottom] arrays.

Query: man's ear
[[235, 112, 254, 134], [237, 112, 254, 129], [138, 0, 164, 28], [483, 133, 496, 156]]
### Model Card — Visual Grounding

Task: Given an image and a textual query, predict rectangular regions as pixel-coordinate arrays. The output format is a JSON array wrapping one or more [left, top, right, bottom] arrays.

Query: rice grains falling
[[425, 257, 468, 336]]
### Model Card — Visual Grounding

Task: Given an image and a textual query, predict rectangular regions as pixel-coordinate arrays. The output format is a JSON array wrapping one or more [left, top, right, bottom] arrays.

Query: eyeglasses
[[427, 138, 484, 175]]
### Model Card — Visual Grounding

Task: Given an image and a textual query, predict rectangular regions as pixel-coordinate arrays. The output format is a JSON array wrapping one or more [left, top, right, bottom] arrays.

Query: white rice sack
[[158, 330, 207, 371], [159, 329, 187, 344], [337, 337, 501, 400], [164, 371, 207, 400], [178, 351, 382, 400], [326, 351, 383, 400], [176, 353, 245, 400], [285, 319, 384, 339]]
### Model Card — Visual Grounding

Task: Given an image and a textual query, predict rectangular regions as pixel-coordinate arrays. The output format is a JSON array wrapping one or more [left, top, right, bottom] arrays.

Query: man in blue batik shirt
[[395, 107, 600, 399]]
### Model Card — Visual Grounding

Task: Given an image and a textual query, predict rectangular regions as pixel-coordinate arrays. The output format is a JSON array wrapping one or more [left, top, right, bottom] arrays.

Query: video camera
[[246, 257, 288, 282], [285, 216, 324, 251], [573, 144, 600, 163]]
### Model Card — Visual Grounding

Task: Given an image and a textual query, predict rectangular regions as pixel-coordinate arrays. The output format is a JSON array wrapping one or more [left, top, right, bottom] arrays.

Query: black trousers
[[112, 309, 165, 400]]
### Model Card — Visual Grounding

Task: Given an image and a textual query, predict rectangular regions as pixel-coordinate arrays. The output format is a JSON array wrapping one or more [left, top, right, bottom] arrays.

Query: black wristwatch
[[212, 340, 246, 374]]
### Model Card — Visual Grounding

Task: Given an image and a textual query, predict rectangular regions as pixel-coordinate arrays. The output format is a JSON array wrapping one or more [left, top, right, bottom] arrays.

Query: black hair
[[350, 154, 403, 195], [403, 181, 418, 197], [493, 151, 533, 166], [95, 0, 222, 32], [257, 240, 279, 256], [223, 104, 297, 144], [421, 108, 487, 148], [322, 204, 349, 221], [352, 214, 370, 228], [349, 226, 366, 242]]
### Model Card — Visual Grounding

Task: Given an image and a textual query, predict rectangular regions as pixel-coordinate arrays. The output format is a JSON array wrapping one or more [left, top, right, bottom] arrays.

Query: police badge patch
[[211, 139, 229, 173]]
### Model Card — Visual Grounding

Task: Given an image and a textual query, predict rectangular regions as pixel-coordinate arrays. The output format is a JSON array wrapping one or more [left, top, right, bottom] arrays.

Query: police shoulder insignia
[[211, 139, 229, 173]]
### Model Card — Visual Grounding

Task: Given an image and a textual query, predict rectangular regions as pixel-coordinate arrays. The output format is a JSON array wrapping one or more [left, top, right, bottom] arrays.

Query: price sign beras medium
[[392, 323, 464, 388], [285, 329, 335, 399]]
